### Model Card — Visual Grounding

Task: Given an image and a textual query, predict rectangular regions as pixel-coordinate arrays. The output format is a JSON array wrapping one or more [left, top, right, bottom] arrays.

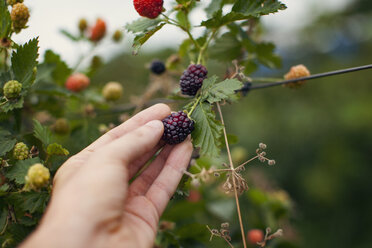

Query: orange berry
[[247, 229, 264, 244], [65, 73, 90, 92], [90, 18, 106, 42]]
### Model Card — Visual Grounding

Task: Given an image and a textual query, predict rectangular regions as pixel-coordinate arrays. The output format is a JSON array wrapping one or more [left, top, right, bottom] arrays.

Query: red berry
[[65, 73, 90, 92], [180, 64, 208, 96], [133, 0, 164, 19], [162, 111, 194, 145], [90, 18, 106, 42], [187, 190, 201, 203], [247, 229, 264, 244]]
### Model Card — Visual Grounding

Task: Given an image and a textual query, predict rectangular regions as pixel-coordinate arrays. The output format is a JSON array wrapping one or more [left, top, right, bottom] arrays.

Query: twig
[[216, 102, 247, 248]]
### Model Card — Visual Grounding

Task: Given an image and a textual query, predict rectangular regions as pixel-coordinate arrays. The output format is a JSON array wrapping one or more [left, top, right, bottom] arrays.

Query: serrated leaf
[[205, 0, 224, 18], [255, 42, 282, 68], [209, 32, 242, 62], [33, 119, 52, 146], [5, 157, 41, 185], [201, 76, 243, 104], [11, 38, 39, 88], [8, 191, 49, 214], [201, 0, 286, 28], [132, 22, 166, 55], [0, 97, 24, 113], [0, 130, 16, 157], [0, 0, 11, 37], [44, 50, 72, 86], [46, 143, 69, 156], [125, 18, 162, 33], [191, 102, 222, 156]]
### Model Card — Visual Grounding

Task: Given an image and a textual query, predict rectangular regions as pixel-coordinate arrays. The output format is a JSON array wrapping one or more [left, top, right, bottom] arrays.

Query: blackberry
[[180, 64, 208, 96], [162, 111, 194, 145], [150, 60, 166, 75], [13, 142, 29, 160]]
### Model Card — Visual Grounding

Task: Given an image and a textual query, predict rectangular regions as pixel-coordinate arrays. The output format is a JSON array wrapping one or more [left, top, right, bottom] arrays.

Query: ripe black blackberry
[[162, 111, 194, 145], [150, 60, 166, 75], [180, 64, 208, 96]]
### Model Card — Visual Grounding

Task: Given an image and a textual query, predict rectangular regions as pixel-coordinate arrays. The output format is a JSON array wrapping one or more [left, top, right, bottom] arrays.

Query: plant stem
[[216, 102, 247, 248], [235, 155, 259, 171], [197, 29, 218, 64], [188, 95, 201, 116]]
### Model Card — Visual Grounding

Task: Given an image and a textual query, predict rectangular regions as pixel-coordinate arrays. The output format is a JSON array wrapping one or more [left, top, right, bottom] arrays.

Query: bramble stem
[[216, 102, 247, 248], [197, 29, 217, 64], [188, 95, 201, 116]]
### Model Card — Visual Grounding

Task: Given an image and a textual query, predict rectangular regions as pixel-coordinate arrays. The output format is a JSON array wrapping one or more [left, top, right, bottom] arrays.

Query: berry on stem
[[102, 82, 123, 101], [150, 60, 166, 75], [65, 73, 90, 92], [78, 18, 88, 33], [90, 18, 106, 42], [25, 163, 50, 190], [180, 64, 208, 96], [162, 111, 194, 145], [53, 118, 70, 135], [7, 0, 23, 6], [13, 142, 29, 160], [10, 3, 30, 32], [112, 30, 123, 42], [3, 80, 22, 99], [284, 64, 310, 88], [133, 0, 164, 19], [247, 229, 264, 244]]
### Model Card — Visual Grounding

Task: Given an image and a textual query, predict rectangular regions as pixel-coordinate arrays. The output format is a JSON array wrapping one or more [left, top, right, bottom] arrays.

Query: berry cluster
[[13, 142, 29, 160], [162, 111, 194, 145], [10, 3, 29, 33], [180, 64, 208, 96], [25, 163, 50, 190]]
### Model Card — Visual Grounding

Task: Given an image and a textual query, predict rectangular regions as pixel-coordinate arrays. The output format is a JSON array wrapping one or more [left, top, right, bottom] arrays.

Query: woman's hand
[[21, 104, 193, 248]]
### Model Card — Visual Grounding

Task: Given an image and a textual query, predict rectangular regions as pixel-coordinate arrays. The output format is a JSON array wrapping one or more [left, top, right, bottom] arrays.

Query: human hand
[[21, 104, 193, 248]]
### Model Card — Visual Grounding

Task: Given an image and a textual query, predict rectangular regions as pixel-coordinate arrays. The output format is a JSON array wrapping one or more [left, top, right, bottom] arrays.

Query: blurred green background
[[88, 1, 372, 247]]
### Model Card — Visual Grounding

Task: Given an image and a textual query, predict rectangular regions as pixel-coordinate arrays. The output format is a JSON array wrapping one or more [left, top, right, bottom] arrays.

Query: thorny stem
[[216, 102, 247, 248]]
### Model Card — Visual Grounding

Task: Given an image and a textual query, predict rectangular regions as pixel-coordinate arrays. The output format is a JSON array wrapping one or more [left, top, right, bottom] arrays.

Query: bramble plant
[[1, 0, 370, 247]]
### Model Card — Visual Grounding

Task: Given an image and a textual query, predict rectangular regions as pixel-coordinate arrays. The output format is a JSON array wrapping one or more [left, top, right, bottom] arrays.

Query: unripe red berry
[[187, 190, 201, 203], [90, 18, 106, 42], [133, 0, 164, 19], [65, 73, 90, 92], [247, 229, 264, 245], [10, 3, 30, 32]]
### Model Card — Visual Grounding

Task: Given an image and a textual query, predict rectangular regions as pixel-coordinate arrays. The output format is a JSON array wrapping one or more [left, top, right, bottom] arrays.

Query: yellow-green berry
[[25, 163, 50, 189], [13, 142, 29, 160], [112, 30, 123, 42], [78, 18, 88, 33], [102, 82, 123, 101], [11, 3, 30, 32], [3, 80, 22, 99], [53, 118, 70, 135]]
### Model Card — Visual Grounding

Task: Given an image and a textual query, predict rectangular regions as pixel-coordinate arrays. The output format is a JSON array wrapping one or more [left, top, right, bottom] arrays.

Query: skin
[[20, 104, 193, 248]]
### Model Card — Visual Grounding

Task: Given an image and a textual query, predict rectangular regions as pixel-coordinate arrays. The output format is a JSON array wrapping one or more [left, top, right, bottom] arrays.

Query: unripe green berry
[[102, 82, 123, 101], [53, 118, 69, 135], [11, 3, 30, 32], [112, 30, 123, 42], [25, 163, 50, 189], [78, 18, 88, 33], [3, 80, 22, 99], [13, 142, 29, 160]]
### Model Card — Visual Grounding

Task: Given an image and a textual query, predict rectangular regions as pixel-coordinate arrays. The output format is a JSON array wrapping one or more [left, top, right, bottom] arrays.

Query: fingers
[[145, 138, 193, 216], [100, 120, 165, 166], [85, 103, 170, 152], [128, 145, 174, 197]]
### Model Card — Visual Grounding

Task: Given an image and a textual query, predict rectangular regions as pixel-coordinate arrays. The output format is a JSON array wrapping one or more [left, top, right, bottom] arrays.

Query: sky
[[12, 0, 351, 65]]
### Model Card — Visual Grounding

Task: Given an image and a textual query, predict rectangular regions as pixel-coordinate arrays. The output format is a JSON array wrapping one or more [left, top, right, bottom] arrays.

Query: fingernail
[[145, 120, 163, 130]]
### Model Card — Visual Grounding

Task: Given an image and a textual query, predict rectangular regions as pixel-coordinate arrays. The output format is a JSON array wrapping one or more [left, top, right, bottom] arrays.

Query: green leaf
[[43, 50, 72, 86], [132, 22, 166, 55], [255, 42, 282, 68], [0, 97, 24, 113], [11, 38, 39, 88], [33, 119, 52, 147], [205, 0, 224, 18], [0, 130, 16, 157], [209, 32, 242, 62], [8, 191, 49, 214], [46, 143, 69, 156], [191, 102, 223, 156], [0, 207, 7, 232], [125, 18, 162, 33], [5, 157, 41, 185], [0, 0, 11, 37], [201, 76, 243, 104]]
